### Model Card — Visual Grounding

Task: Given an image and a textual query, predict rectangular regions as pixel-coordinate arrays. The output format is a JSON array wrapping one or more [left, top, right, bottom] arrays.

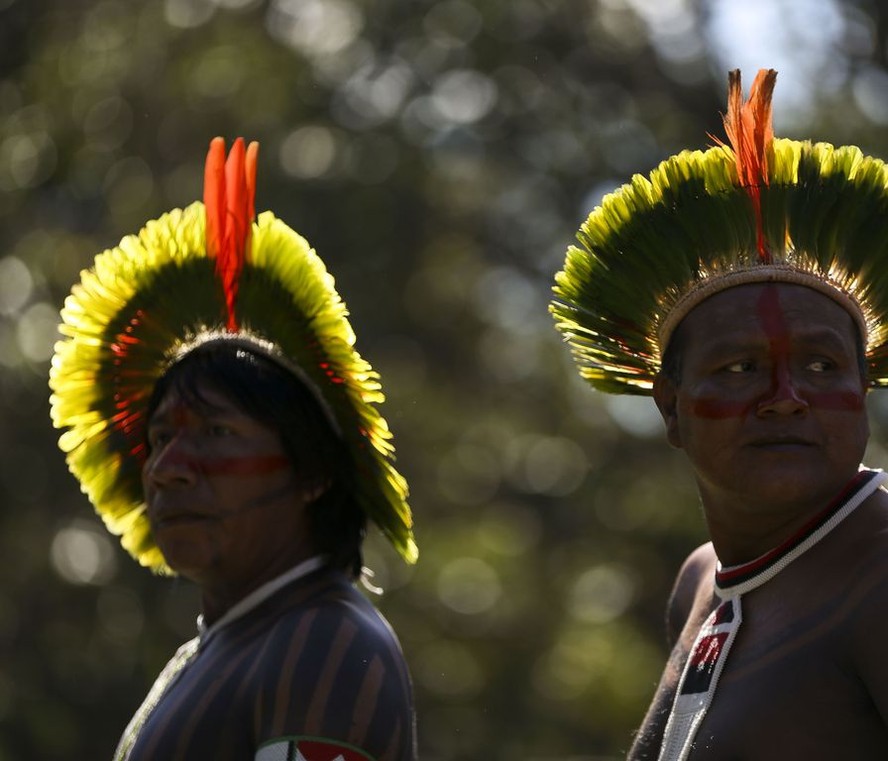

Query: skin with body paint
[[627, 282, 888, 760], [143, 382, 319, 624], [654, 282, 869, 563]]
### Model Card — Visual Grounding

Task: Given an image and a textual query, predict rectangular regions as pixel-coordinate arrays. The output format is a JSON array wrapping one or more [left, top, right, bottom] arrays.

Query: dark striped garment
[[114, 567, 417, 761]]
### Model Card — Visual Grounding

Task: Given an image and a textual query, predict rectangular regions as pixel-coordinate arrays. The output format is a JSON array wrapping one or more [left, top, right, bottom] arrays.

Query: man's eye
[[206, 424, 233, 437], [148, 430, 172, 448], [724, 360, 754, 373], [807, 359, 833, 372]]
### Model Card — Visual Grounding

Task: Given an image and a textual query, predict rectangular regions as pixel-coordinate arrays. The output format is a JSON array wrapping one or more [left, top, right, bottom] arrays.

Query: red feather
[[202, 137, 260, 331], [716, 69, 777, 263], [204, 137, 226, 262]]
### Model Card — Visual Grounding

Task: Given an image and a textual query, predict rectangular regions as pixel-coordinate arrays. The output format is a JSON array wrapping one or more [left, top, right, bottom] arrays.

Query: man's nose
[[144, 435, 199, 488], [756, 363, 809, 416]]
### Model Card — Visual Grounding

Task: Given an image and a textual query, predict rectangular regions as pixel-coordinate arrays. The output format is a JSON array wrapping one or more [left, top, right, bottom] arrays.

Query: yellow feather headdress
[[50, 138, 417, 572]]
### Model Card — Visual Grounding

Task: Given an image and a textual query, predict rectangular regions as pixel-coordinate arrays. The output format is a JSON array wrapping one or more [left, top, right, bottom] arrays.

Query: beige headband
[[657, 265, 869, 354]]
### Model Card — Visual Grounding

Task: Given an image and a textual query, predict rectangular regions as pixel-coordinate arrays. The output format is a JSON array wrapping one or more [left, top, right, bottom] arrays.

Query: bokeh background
[[4, 0, 888, 758]]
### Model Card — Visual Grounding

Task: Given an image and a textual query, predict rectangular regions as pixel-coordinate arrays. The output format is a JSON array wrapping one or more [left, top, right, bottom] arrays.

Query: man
[[551, 69, 888, 759], [50, 137, 419, 760]]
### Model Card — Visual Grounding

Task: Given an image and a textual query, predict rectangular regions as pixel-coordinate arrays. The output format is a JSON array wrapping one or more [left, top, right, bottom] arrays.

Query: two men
[[50, 138, 418, 760], [51, 69, 888, 760], [552, 69, 888, 757]]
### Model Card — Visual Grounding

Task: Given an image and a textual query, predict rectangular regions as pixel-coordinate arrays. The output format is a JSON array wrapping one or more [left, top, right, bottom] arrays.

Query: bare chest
[[681, 580, 886, 759]]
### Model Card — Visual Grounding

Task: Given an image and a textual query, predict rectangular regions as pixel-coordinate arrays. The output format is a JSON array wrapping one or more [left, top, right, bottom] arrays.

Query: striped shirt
[[114, 564, 417, 761]]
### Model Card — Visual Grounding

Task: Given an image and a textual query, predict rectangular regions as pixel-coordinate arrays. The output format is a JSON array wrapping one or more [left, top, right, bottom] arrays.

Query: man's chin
[[699, 456, 858, 509], [735, 463, 857, 511], [155, 538, 217, 580]]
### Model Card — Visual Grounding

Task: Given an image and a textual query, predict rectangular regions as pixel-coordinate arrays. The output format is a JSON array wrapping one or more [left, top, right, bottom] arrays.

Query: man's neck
[[701, 473, 864, 566], [199, 543, 318, 626], [198, 554, 328, 635], [707, 512, 812, 566]]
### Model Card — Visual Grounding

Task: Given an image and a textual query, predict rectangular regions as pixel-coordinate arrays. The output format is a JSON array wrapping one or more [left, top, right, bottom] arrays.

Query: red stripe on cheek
[[690, 399, 754, 419], [690, 390, 863, 418], [807, 390, 865, 411], [199, 455, 292, 476]]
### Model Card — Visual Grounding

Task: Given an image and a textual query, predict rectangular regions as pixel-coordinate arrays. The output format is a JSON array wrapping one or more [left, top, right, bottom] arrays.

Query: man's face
[[654, 283, 870, 514], [143, 382, 315, 590]]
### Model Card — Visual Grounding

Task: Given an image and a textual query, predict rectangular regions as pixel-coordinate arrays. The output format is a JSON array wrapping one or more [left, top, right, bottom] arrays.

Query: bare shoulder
[[844, 486, 888, 613], [840, 486, 888, 581], [830, 486, 888, 731], [861, 483, 888, 537], [787, 486, 888, 638], [676, 542, 718, 580], [667, 542, 717, 645], [627, 545, 719, 760]]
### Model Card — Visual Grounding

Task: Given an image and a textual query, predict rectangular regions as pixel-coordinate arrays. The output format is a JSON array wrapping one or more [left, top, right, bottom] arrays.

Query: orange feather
[[717, 68, 777, 262], [202, 137, 260, 331], [203, 137, 226, 261]]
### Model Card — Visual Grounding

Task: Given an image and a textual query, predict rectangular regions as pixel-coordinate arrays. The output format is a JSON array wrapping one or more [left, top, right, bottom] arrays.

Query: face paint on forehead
[[161, 400, 190, 427], [759, 285, 800, 407], [759, 285, 865, 412], [150, 397, 206, 430], [687, 285, 866, 419], [757, 285, 789, 352], [685, 288, 784, 420]]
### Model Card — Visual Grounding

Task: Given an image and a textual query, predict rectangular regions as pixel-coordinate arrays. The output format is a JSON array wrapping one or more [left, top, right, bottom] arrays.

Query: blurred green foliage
[[3, 0, 888, 758]]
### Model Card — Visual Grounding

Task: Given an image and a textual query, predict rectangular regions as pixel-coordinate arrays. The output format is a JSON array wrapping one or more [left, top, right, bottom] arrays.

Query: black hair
[[658, 325, 686, 386], [145, 342, 366, 577]]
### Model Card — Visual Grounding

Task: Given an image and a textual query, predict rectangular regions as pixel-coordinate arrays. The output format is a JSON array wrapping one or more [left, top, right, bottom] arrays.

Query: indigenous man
[[551, 69, 888, 759], [50, 138, 419, 761]]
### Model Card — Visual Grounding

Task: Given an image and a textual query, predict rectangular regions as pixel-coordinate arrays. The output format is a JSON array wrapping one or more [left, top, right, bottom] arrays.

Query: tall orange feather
[[204, 138, 226, 264], [717, 68, 777, 263], [203, 136, 260, 331]]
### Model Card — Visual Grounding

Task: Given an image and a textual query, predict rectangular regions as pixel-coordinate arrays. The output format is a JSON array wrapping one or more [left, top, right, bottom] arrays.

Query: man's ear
[[653, 373, 682, 449]]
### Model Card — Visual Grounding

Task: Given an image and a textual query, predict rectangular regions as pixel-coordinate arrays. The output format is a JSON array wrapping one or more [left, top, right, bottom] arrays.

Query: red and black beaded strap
[[715, 469, 882, 594]]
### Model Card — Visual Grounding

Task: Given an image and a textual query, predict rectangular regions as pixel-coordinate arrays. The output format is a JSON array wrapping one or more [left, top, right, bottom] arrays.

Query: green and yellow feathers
[[50, 140, 417, 573], [552, 70, 888, 394]]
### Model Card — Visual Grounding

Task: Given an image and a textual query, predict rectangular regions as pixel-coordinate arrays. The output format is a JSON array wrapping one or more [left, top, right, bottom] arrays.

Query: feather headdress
[[50, 137, 417, 572], [551, 69, 888, 394]]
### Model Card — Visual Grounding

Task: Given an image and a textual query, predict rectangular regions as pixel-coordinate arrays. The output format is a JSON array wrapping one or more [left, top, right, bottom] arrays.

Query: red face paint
[[197, 454, 291, 476], [759, 286, 865, 412], [170, 402, 190, 427], [693, 391, 864, 418], [757, 285, 804, 407], [808, 390, 865, 410], [691, 398, 751, 418], [147, 392, 295, 478], [687, 285, 865, 419], [147, 449, 291, 477]]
